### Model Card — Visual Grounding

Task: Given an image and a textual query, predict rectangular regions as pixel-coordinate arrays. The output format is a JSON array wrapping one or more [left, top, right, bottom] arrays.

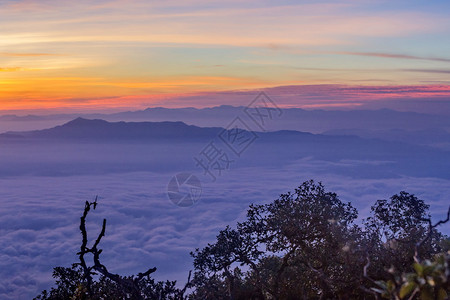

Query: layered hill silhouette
[[0, 118, 449, 179], [4, 118, 222, 140], [323, 127, 450, 150], [2, 106, 450, 134]]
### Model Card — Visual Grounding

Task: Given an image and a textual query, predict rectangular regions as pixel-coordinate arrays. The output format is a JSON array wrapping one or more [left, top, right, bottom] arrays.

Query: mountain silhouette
[[1, 118, 449, 179]]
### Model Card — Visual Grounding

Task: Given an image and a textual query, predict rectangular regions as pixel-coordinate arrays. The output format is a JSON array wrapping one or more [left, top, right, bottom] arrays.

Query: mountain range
[[2, 106, 449, 134], [1, 118, 449, 179]]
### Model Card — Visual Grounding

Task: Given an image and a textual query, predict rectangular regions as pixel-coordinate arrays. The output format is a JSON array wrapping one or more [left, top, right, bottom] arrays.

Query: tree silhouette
[[190, 181, 449, 300], [34, 197, 191, 300], [36, 180, 449, 299]]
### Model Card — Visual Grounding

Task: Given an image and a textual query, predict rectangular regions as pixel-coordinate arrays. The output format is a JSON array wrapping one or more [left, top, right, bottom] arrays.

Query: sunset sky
[[1, 0, 450, 112]]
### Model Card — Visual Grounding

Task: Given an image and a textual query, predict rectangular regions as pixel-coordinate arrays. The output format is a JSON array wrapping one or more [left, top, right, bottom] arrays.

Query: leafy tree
[[364, 192, 446, 280], [36, 180, 449, 300], [190, 181, 449, 300], [368, 252, 449, 300], [364, 206, 450, 300], [190, 180, 367, 299]]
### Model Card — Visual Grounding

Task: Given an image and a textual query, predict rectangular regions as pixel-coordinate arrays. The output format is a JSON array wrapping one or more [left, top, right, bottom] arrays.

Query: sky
[[1, 0, 450, 112], [2, 2, 450, 298]]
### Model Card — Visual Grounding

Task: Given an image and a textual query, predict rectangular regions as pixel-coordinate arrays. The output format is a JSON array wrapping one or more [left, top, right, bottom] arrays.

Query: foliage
[[34, 199, 190, 300], [190, 180, 366, 299], [369, 251, 449, 300], [190, 180, 449, 299], [34, 263, 183, 300], [36, 180, 449, 300]]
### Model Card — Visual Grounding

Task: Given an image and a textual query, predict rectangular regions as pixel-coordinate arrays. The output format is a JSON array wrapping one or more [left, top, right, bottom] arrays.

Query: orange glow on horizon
[[1, 1, 450, 112]]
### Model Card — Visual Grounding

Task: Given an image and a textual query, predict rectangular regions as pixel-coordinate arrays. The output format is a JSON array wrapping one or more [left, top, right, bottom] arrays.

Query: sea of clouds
[[1, 158, 449, 299]]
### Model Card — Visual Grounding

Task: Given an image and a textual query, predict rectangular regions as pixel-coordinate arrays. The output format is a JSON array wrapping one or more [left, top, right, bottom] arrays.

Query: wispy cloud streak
[[0, 52, 61, 57], [403, 69, 450, 74], [335, 52, 450, 63]]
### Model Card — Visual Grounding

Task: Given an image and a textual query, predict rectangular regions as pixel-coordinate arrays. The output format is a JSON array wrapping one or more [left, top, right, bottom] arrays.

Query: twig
[[77, 197, 98, 295], [179, 270, 192, 300], [77, 197, 158, 299], [361, 254, 381, 300], [414, 205, 450, 263]]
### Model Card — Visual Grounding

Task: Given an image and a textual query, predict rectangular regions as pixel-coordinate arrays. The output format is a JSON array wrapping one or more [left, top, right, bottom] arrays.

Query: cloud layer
[[1, 161, 449, 299]]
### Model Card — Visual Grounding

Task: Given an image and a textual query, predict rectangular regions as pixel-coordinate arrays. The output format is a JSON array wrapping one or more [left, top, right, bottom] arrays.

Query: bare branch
[[77, 197, 159, 299], [179, 270, 192, 299], [360, 255, 382, 300], [136, 267, 157, 280], [76, 197, 98, 295], [414, 205, 450, 262], [92, 219, 106, 250]]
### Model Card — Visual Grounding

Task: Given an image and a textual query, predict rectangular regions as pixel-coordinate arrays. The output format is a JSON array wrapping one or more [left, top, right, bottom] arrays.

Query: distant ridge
[[0, 116, 443, 151], [1, 118, 224, 140], [0, 117, 447, 146], [1, 118, 320, 142], [0, 117, 449, 179], [2, 106, 450, 134]]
